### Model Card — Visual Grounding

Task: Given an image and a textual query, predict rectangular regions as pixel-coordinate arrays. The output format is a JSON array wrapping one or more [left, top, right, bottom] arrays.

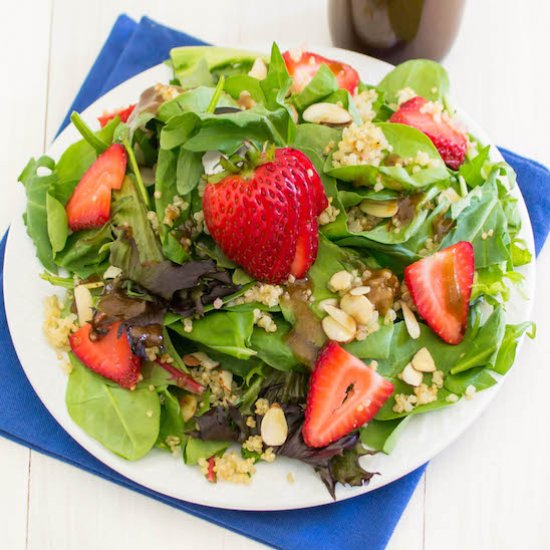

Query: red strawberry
[[404, 241, 474, 345], [303, 342, 394, 448], [98, 104, 136, 128], [203, 147, 326, 283], [66, 143, 127, 231], [282, 148, 328, 214], [282, 50, 359, 95], [69, 322, 142, 389], [390, 96, 467, 170]]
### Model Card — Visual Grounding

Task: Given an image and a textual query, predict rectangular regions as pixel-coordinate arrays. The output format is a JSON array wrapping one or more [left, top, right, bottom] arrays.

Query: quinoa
[[43, 295, 78, 351], [199, 452, 256, 485], [253, 309, 277, 333], [396, 87, 417, 105], [163, 195, 189, 227], [233, 283, 284, 308], [332, 121, 391, 168], [255, 398, 270, 415], [242, 435, 263, 454], [353, 88, 378, 123], [318, 197, 341, 226]]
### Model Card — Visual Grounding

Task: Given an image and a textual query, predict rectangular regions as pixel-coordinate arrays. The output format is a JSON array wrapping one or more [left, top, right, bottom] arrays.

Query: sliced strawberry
[[203, 147, 324, 283], [303, 342, 394, 448], [404, 241, 474, 345], [69, 322, 142, 389], [282, 50, 360, 95], [282, 148, 328, 214], [207, 456, 216, 482], [66, 143, 127, 231], [98, 104, 136, 128], [389, 96, 467, 170]]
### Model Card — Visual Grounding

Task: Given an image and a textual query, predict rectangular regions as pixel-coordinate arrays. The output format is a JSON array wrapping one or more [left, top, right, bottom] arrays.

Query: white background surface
[[1, 1, 549, 549]]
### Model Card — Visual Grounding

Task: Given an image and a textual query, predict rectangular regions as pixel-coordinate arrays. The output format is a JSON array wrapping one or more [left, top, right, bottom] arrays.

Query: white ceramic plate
[[3, 44, 536, 511]]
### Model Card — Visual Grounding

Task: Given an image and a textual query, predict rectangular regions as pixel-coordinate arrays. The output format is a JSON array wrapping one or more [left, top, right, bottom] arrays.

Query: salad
[[19, 44, 534, 497]]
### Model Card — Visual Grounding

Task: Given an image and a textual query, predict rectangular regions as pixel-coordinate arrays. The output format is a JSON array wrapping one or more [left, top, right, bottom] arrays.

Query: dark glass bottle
[[328, 0, 466, 64]]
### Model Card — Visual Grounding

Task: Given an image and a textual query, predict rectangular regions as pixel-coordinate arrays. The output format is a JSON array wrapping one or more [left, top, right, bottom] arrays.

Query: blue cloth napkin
[[1, 14, 549, 550]]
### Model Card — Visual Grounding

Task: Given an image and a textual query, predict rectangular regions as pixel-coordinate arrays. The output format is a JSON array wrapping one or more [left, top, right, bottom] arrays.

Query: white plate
[[3, 44, 536, 511]]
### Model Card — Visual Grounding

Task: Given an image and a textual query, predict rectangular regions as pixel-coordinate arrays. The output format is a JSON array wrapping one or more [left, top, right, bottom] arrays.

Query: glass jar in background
[[328, 0, 466, 64]]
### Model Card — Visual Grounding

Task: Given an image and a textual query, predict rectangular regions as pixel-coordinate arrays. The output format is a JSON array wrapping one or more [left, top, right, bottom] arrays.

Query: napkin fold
[[2, 14, 549, 550]]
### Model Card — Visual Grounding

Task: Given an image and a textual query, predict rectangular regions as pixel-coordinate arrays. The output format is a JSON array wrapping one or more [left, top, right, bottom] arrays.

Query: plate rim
[[3, 43, 537, 511]]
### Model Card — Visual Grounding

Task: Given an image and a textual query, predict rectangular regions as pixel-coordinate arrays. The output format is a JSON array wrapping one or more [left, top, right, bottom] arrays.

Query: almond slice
[[340, 293, 375, 325], [401, 301, 420, 339], [302, 102, 352, 126], [400, 363, 423, 387], [103, 266, 122, 279], [319, 298, 339, 312], [248, 57, 268, 80], [74, 285, 93, 326], [191, 352, 219, 370], [179, 394, 198, 422], [328, 270, 354, 292], [321, 316, 355, 342], [411, 347, 436, 372], [261, 405, 288, 446], [349, 285, 371, 296], [323, 304, 357, 334], [359, 199, 399, 218]]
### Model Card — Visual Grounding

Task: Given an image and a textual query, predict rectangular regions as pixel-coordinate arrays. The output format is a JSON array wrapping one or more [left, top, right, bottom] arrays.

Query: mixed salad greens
[[19, 43, 534, 497]]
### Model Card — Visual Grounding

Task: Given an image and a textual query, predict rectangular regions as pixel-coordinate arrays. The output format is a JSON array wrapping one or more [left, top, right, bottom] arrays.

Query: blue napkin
[[1, 14, 548, 550]]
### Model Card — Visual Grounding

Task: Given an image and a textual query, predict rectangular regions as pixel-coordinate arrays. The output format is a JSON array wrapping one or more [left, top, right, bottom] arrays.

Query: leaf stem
[[70, 112, 109, 154]]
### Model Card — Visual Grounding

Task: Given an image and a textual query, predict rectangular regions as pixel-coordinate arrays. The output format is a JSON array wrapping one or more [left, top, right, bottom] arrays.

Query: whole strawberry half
[[404, 241, 474, 345], [203, 147, 327, 283], [303, 341, 394, 448], [390, 96, 467, 170], [69, 322, 142, 389]]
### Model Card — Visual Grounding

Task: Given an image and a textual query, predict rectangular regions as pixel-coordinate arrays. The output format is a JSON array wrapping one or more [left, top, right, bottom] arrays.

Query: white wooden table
[[1, 1, 549, 548]]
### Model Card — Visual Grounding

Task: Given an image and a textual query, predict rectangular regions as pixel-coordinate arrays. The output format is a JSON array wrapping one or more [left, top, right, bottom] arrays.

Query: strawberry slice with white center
[[390, 96, 467, 170], [282, 50, 360, 95], [303, 342, 394, 448], [404, 241, 474, 345], [98, 104, 136, 128], [69, 322, 142, 389], [66, 143, 127, 231]]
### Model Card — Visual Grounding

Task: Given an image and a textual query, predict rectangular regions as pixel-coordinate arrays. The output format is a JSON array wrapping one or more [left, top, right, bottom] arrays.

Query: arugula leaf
[[66, 354, 160, 461]]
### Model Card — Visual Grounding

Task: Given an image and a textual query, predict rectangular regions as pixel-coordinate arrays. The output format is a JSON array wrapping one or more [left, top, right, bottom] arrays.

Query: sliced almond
[[248, 57, 268, 80], [74, 285, 93, 326], [340, 294, 375, 325], [103, 265, 122, 279], [179, 394, 197, 422], [411, 347, 436, 373], [323, 304, 357, 334], [349, 285, 371, 296], [400, 363, 423, 387], [302, 102, 352, 126], [322, 316, 355, 342], [401, 301, 420, 339], [359, 199, 399, 218], [218, 370, 233, 392], [182, 354, 202, 367], [192, 352, 219, 370], [261, 405, 288, 446], [319, 298, 339, 312], [328, 270, 354, 292]]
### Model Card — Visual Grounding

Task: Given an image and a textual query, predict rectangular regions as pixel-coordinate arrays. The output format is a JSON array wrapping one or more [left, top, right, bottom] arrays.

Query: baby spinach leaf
[[176, 148, 203, 195], [293, 63, 339, 112], [173, 311, 257, 359], [46, 192, 68, 254], [360, 416, 411, 454], [66, 354, 160, 461], [160, 112, 200, 150], [157, 86, 234, 122], [250, 322, 303, 372], [378, 59, 449, 103], [492, 322, 535, 375], [156, 388, 184, 451], [459, 145, 491, 187], [343, 323, 395, 359], [184, 437, 230, 465], [224, 74, 266, 103]]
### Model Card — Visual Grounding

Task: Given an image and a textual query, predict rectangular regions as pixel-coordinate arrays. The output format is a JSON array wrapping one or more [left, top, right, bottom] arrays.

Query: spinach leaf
[[157, 86, 234, 122], [66, 354, 160, 461], [224, 74, 266, 103], [343, 323, 395, 359], [250, 322, 302, 372], [360, 416, 411, 454], [293, 64, 339, 112], [492, 322, 535, 375], [172, 311, 257, 359], [184, 437, 230, 465], [459, 145, 491, 187], [156, 388, 184, 451], [46, 192, 69, 254], [378, 59, 449, 103], [176, 148, 203, 194]]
